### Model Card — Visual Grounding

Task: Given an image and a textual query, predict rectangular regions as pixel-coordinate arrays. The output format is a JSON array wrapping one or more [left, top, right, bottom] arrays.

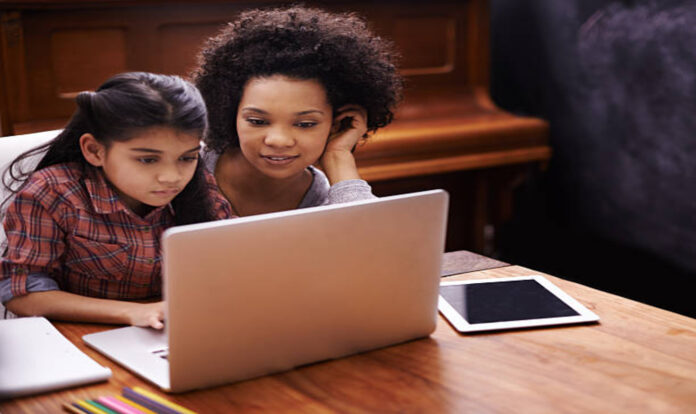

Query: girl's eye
[[179, 155, 199, 163], [246, 118, 267, 126], [296, 121, 317, 129], [138, 157, 158, 164]]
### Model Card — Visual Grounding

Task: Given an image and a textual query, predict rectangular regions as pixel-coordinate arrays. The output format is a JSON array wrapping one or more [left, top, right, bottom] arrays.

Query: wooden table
[[2, 263, 696, 413]]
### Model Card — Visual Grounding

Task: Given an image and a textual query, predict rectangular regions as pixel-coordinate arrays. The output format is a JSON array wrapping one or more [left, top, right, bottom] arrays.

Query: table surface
[[2, 263, 696, 413]]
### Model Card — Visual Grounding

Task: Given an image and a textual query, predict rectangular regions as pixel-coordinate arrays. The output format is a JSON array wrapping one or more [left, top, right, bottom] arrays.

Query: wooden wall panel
[[1, 1, 493, 129], [0, 12, 22, 134], [0, 0, 551, 254], [157, 22, 225, 76], [393, 17, 456, 75], [21, 11, 133, 121], [51, 28, 127, 98]]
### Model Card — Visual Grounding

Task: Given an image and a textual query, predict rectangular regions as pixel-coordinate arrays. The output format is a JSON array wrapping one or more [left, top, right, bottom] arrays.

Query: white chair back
[[0, 130, 60, 245]]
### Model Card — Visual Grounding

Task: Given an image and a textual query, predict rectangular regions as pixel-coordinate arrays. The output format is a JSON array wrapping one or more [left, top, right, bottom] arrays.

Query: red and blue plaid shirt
[[0, 162, 231, 301]]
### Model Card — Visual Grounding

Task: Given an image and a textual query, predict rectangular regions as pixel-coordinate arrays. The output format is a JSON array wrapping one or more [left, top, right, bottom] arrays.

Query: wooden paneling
[[394, 16, 456, 75], [51, 28, 128, 98], [0, 0, 551, 254], [0, 11, 25, 134], [0, 4, 231, 128], [0, 0, 503, 129], [157, 22, 223, 76]]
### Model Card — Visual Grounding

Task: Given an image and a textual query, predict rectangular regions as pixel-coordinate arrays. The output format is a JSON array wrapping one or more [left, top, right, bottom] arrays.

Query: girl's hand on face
[[325, 105, 368, 155], [127, 301, 165, 329]]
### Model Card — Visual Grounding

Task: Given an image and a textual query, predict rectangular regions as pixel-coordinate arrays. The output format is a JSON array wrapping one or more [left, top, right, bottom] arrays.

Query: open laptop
[[83, 190, 448, 393]]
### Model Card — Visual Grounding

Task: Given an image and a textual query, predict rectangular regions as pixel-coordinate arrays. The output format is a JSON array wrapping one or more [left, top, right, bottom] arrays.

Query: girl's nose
[[157, 164, 183, 183]]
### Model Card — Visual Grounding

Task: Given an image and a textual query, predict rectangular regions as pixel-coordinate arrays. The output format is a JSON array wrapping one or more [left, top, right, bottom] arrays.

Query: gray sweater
[[201, 150, 376, 208]]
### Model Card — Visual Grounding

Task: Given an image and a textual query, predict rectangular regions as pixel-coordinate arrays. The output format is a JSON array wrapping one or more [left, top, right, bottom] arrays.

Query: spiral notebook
[[0, 317, 111, 399]]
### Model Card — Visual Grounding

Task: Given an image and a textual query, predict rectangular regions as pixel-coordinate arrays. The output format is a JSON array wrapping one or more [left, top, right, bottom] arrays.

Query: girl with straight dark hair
[[0, 72, 231, 328]]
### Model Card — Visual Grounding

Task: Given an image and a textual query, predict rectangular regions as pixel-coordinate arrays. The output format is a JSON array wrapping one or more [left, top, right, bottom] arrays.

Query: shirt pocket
[[64, 236, 130, 281]]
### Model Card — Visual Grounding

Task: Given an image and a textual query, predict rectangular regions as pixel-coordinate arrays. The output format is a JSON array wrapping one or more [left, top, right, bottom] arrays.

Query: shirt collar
[[84, 166, 174, 218]]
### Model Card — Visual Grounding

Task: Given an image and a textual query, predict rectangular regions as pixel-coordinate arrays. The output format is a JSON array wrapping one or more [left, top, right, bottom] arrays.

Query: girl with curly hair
[[193, 6, 402, 216]]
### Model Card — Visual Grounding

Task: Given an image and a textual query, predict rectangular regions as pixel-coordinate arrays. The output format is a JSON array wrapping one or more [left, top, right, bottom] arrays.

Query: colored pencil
[[122, 388, 180, 414], [86, 400, 118, 414], [130, 387, 196, 414], [74, 400, 109, 414], [73, 403, 94, 414], [97, 396, 147, 414], [87, 400, 119, 414], [62, 403, 87, 414], [114, 395, 158, 414]]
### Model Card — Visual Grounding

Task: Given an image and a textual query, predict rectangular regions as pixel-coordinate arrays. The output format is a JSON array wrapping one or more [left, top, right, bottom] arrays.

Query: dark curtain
[[491, 0, 696, 317]]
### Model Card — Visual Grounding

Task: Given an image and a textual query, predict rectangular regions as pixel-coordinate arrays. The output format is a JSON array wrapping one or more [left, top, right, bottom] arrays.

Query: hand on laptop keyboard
[[126, 301, 165, 329]]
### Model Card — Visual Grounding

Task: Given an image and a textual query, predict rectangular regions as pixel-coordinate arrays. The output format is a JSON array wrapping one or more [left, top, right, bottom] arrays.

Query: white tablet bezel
[[439, 275, 599, 333]]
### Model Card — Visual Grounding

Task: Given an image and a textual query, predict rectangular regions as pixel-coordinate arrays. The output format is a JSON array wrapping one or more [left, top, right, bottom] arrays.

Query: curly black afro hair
[[192, 5, 403, 153]]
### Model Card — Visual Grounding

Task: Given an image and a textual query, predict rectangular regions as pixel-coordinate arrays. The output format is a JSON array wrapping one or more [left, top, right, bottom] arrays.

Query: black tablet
[[439, 275, 599, 333]]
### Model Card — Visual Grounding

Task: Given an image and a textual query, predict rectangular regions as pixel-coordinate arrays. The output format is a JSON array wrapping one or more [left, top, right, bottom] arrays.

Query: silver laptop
[[83, 190, 448, 393]]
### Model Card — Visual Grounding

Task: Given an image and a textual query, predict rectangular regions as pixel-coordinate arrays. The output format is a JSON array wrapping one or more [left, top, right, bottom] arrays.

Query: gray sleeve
[[326, 179, 377, 205], [0, 272, 60, 305], [298, 166, 377, 208]]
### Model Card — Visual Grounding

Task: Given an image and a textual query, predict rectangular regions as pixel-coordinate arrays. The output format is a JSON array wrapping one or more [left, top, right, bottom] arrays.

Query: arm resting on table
[[5, 290, 164, 329]]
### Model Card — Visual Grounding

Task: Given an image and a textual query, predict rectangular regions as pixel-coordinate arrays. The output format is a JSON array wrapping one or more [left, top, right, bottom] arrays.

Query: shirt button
[[148, 258, 155, 265], [143, 226, 151, 232], [16, 267, 25, 275]]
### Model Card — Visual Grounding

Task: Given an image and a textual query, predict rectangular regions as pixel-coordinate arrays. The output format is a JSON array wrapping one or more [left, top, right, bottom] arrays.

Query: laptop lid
[[164, 190, 448, 392]]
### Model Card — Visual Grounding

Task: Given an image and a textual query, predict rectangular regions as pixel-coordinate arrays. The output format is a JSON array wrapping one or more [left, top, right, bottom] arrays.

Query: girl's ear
[[79, 133, 107, 167]]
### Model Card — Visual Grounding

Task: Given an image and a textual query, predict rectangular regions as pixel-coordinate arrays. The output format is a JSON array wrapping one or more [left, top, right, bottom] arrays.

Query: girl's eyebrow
[[130, 145, 201, 154], [241, 107, 325, 116], [183, 145, 202, 153]]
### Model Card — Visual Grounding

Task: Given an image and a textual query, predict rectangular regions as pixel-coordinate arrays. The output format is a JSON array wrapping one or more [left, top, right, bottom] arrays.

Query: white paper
[[0, 316, 111, 399]]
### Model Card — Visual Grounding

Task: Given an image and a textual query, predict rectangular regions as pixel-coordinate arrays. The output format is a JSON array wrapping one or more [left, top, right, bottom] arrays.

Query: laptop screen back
[[162, 190, 448, 392]]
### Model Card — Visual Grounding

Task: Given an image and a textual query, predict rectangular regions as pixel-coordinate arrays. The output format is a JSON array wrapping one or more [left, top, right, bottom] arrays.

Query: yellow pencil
[[132, 387, 197, 414], [114, 395, 158, 414], [75, 400, 110, 414]]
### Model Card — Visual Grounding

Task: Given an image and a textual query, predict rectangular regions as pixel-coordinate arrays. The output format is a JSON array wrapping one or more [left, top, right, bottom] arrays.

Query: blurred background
[[0, 0, 693, 317], [491, 0, 695, 318]]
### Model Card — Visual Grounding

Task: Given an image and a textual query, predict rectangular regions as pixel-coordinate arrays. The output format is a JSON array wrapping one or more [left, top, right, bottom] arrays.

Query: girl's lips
[[261, 154, 299, 165], [152, 189, 180, 196]]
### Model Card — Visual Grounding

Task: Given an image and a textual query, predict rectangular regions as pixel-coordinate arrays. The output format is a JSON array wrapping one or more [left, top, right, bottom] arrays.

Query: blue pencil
[[63, 403, 90, 414]]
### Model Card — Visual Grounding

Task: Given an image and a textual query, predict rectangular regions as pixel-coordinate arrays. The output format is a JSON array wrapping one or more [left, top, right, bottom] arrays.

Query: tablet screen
[[439, 279, 579, 324], [438, 276, 599, 333]]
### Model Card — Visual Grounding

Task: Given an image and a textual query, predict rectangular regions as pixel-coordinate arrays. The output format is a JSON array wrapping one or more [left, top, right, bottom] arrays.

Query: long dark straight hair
[[2, 72, 216, 225]]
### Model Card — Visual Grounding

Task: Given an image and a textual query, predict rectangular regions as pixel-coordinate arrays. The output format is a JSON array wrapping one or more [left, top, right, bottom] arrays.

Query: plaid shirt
[[0, 162, 231, 301]]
